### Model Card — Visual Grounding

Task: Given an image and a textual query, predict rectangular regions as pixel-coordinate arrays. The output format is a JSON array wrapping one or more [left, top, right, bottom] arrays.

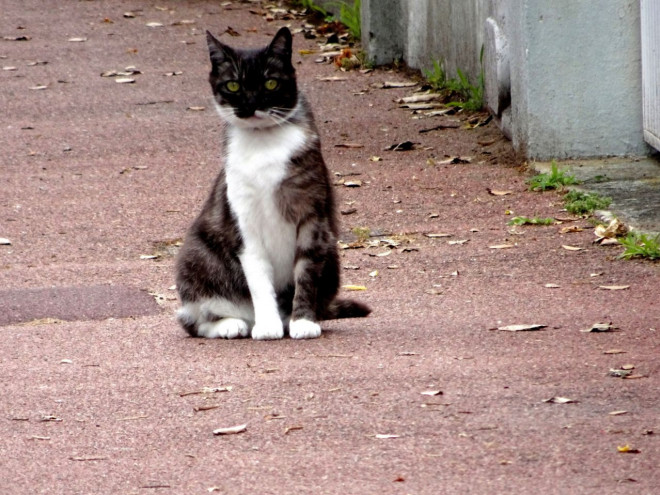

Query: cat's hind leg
[[177, 298, 253, 339]]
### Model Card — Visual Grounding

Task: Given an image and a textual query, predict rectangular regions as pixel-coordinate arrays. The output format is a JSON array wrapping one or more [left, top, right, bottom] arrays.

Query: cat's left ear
[[268, 27, 293, 59]]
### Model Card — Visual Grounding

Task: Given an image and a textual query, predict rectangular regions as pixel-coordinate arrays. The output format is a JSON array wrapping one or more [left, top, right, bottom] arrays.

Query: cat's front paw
[[289, 319, 322, 339], [199, 318, 249, 339], [251, 320, 284, 340]]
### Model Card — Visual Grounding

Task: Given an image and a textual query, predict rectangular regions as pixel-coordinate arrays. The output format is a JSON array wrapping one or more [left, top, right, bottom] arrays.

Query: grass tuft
[[336, 0, 361, 40], [508, 216, 555, 226], [617, 231, 660, 260], [563, 190, 612, 216], [424, 47, 484, 111], [528, 161, 580, 191]]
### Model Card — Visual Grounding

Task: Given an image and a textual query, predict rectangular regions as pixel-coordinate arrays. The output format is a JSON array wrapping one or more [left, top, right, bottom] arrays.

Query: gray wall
[[362, 0, 650, 160]]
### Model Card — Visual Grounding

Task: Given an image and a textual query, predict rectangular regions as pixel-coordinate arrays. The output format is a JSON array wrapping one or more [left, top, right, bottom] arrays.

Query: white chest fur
[[225, 124, 307, 290]]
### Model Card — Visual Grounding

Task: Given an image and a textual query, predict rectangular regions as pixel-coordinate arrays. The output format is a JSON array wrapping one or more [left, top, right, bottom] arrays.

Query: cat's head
[[207, 27, 298, 129]]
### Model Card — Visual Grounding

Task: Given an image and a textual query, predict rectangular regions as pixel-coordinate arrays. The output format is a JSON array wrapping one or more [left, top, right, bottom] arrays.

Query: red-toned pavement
[[1, 2, 658, 494]]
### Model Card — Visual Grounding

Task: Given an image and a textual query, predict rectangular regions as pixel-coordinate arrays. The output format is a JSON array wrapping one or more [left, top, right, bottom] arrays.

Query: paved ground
[[1, 1, 659, 494]]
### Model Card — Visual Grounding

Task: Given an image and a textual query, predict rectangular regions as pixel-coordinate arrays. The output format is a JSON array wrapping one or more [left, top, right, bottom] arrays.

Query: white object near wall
[[641, 0, 660, 151]]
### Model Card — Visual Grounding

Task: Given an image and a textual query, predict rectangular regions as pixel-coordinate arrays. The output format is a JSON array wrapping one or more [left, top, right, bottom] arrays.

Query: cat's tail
[[321, 298, 372, 320]]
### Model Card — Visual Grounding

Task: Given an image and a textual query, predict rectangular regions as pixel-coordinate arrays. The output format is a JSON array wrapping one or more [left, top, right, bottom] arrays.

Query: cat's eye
[[225, 81, 241, 93], [264, 78, 279, 91]]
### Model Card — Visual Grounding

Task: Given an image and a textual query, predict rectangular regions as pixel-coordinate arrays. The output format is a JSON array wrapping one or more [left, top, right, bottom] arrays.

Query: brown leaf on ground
[[487, 188, 513, 196], [212, 424, 247, 436], [385, 141, 417, 151], [497, 324, 547, 332], [381, 81, 418, 89], [543, 397, 578, 404], [581, 322, 617, 333]]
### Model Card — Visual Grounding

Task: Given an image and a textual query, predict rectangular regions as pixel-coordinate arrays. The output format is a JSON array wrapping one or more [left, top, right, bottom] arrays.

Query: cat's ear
[[206, 30, 233, 67], [267, 27, 293, 59]]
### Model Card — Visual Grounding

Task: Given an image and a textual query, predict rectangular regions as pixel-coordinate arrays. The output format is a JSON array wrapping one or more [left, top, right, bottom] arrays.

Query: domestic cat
[[175, 27, 371, 340]]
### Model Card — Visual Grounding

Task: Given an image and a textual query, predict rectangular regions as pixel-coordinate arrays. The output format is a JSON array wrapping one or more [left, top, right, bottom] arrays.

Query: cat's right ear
[[206, 31, 232, 68]]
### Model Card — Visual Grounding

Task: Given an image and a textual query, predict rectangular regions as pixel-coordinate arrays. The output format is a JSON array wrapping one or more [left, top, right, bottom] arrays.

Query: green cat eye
[[225, 81, 240, 93], [264, 78, 279, 91]]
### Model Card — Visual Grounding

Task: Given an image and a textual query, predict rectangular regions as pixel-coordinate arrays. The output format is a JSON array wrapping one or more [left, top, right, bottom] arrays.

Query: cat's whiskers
[[267, 107, 295, 127]]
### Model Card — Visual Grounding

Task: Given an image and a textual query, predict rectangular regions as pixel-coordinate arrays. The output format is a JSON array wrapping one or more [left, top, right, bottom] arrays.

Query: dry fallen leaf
[[617, 444, 641, 454], [145, 22, 164, 28], [543, 397, 578, 404], [67, 37, 88, 42], [375, 434, 400, 439], [334, 142, 364, 149], [284, 425, 303, 435], [342, 285, 367, 291], [609, 410, 628, 416], [497, 324, 547, 332], [381, 81, 417, 89], [424, 233, 452, 238], [179, 386, 233, 397], [343, 180, 362, 187], [115, 77, 136, 84], [489, 244, 514, 249], [487, 188, 513, 196], [448, 239, 468, 245], [318, 76, 348, 82], [212, 424, 247, 436], [609, 368, 633, 378], [0, 238, 11, 245], [603, 349, 626, 355], [421, 390, 443, 396], [594, 218, 628, 240], [3, 35, 32, 41], [562, 245, 584, 251], [581, 322, 616, 333], [598, 285, 630, 291], [544, 283, 561, 288], [396, 93, 442, 104], [385, 141, 417, 152]]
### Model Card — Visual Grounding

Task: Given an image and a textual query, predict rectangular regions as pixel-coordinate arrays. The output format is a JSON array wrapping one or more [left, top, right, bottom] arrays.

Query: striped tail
[[321, 298, 371, 320]]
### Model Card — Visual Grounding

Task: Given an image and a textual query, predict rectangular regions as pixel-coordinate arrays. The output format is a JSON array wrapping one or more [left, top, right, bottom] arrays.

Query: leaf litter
[[212, 424, 247, 436], [581, 322, 617, 333], [496, 324, 547, 332], [543, 397, 578, 404]]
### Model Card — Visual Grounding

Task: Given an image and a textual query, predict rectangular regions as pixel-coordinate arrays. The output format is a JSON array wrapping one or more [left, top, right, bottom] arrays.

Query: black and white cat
[[175, 27, 370, 340]]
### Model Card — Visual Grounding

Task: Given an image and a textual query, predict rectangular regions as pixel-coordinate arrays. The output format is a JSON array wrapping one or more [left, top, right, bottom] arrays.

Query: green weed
[[617, 231, 660, 260], [424, 60, 448, 91], [528, 161, 580, 191], [563, 190, 612, 215], [352, 226, 371, 242], [335, 0, 361, 40], [423, 47, 484, 111], [508, 216, 555, 226], [291, 0, 329, 17]]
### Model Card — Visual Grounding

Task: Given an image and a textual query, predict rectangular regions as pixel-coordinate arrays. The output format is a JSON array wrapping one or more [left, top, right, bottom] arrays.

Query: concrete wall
[[362, 0, 650, 160]]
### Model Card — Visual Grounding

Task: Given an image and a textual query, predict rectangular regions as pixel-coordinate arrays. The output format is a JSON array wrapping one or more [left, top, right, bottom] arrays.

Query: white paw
[[289, 319, 322, 339], [199, 318, 249, 339], [251, 320, 284, 340]]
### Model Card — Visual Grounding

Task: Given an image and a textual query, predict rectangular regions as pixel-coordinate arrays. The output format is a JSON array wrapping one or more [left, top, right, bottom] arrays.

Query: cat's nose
[[236, 108, 255, 119]]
